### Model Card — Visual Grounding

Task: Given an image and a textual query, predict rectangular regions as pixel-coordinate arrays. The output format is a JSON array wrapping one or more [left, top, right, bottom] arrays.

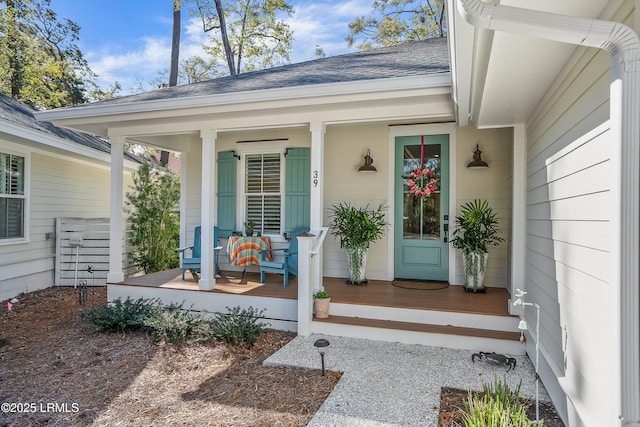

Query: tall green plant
[[450, 199, 504, 254], [328, 202, 387, 248], [126, 161, 180, 273]]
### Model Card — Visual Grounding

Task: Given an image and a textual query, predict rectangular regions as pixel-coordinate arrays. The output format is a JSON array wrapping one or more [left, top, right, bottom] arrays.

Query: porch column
[[510, 124, 526, 313], [309, 121, 325, 229], [297, 232, 315, 336], [107, 136, 125, 283], [199, 130, 217, 290], [310, 122, 325, 291]]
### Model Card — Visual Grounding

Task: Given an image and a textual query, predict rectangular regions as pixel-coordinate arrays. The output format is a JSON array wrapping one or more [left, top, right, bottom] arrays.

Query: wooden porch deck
[[114, 268, 513, 318]]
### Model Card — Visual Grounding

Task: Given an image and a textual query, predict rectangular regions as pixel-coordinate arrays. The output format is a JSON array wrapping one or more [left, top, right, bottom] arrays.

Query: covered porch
[[109, 267, 523, 354]]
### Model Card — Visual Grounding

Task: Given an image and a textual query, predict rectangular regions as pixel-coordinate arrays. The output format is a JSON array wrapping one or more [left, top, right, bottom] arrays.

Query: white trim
[[0, 146, 30, 245], [235, 140, 290, 241], [510, 124, 526, 313], [35, 74, 452, 122], [0, 118, 137, 171], [387, 123, 457, 282]]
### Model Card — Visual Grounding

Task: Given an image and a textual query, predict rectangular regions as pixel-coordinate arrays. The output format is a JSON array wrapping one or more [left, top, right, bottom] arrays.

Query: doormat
[[392, 280, 449, 290]]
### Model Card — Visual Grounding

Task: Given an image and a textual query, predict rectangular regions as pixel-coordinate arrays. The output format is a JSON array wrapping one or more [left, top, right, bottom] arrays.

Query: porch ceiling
[[449, 0, 613, 128]]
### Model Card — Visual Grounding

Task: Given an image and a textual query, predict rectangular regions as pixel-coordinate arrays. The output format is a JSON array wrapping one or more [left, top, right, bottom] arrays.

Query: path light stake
[[313, 338, 330, 376], [513, 289, 541, 424]]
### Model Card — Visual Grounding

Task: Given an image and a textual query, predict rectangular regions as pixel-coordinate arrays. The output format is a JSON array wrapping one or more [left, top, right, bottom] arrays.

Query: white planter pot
[[463, 252, 489, 292], [314, 298, 331, 319], [344, 245, 368, 284]]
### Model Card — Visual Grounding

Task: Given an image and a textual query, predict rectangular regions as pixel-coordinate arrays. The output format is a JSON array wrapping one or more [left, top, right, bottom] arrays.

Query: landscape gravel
[[264, 334, 551, 426]]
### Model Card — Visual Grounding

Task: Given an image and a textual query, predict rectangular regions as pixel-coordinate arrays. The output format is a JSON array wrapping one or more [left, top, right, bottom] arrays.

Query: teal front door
[[394, 135, 449, 281]]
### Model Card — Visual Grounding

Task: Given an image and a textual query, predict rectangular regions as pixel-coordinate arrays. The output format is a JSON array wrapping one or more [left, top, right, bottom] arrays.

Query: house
[[35, 0, 640, 424], [0, 95, 139, 300]]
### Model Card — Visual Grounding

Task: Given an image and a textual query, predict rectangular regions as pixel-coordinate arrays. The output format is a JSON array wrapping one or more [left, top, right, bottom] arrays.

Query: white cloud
[[289, 0, 371, 61], [87, 17, 208, 93], [85, 0, 373, 93]]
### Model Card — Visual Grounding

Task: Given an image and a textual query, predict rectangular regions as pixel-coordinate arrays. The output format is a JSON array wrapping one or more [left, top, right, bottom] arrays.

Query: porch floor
[[114, 268, 513, 318]]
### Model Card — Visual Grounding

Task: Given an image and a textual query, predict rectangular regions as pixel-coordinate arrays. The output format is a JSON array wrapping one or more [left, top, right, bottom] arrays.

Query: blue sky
[[51, 0, 372, 94]]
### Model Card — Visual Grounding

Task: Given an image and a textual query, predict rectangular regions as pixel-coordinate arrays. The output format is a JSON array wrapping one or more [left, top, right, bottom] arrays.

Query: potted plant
[[328, 202, 387, 285], [244, 220, 256, 236], [313, 290, 331, 319], [450, 199, 504, 292]]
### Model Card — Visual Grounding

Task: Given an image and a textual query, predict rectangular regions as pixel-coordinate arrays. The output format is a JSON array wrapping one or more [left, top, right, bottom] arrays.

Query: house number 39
[[313, 170, 319, 187]]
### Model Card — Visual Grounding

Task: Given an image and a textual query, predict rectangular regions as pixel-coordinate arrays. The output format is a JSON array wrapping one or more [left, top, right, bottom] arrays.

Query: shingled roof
[[87, 37, 450, 107], [0, 94, 138, 161]]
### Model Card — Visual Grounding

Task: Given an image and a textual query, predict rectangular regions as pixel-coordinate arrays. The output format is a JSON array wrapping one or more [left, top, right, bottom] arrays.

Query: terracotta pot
[[314, 298, 331, 319]]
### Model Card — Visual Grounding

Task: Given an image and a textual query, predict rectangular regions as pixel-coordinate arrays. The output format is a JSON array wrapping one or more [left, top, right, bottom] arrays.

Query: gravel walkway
[[264, 334, 551, 426]]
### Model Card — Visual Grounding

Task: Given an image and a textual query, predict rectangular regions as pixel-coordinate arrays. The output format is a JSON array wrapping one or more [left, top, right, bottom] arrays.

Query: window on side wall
[[244, 152, 282, 236], [0, 152, 26, 240]]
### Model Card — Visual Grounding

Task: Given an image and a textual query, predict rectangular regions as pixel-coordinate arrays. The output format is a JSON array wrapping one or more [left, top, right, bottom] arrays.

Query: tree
[[346, 0, 446, 50], [169, 0, 181, 87], [0, 0, 98, 108], [126, 162, 181, 274], [192, 0, 293, 76]]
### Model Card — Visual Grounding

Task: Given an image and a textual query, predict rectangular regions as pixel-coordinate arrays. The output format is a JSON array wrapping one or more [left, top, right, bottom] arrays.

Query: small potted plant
[[450, 199, 504, 292], [328, 202, 387, 285], [244, 220, 256, 236], [313, 289, 331, 319]]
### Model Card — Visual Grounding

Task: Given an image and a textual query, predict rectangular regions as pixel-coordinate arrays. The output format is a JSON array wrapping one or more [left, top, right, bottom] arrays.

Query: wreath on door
[[403, 135, 439, 197]]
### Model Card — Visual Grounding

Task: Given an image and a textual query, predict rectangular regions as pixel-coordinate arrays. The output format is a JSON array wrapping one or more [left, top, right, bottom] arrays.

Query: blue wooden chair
[[259, 227, 310, 287], [177, 226, 222, 281]]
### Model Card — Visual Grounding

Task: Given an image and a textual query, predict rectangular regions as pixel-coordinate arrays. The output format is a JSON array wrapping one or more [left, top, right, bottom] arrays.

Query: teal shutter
[[284, 148, 310, 237], [217, 151, 237, 238]]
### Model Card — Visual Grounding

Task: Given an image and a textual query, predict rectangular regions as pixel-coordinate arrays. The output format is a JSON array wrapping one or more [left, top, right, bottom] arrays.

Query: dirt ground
[[0, 286, 340, 427], [1, 286, 566, 427]]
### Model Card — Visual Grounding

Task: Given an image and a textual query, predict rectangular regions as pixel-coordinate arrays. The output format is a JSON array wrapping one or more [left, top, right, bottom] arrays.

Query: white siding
[[324, 123, 390, 280], [0, 147, 134, 300], [523, 4, 633, 424]]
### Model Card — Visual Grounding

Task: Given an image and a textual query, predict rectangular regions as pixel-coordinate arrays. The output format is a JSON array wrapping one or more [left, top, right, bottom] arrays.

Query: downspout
[[457, 0, 640, 425]]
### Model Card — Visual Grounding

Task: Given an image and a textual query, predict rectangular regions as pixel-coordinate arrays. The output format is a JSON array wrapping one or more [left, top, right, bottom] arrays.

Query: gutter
[[457, 0, 640, 425]]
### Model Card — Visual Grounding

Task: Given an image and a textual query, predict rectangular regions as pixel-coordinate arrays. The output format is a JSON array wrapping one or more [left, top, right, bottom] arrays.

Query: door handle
[[443, 223, 449, 242]]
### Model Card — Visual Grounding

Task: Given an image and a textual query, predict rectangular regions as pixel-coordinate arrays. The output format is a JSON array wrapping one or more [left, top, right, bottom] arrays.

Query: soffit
[[451, 0, 613, 128]]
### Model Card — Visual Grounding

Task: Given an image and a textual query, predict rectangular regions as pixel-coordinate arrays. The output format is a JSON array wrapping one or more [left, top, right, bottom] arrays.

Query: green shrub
[[462, 377, 533, 427], [126, 161, 180, 274], [210, 306, 268, 347], [82, 297, 160, 334], [142, 303, 210, 345], [313, 290, 330, 299]]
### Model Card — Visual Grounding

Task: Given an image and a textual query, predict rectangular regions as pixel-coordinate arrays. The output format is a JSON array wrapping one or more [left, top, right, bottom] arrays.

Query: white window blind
[[0, 152, 25, 239], [245, 153, 281, 235]]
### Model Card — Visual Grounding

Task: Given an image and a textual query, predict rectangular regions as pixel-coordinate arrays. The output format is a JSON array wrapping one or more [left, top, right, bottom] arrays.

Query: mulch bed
[[438, 387, 566, 426], [0, 286, 340, 426]]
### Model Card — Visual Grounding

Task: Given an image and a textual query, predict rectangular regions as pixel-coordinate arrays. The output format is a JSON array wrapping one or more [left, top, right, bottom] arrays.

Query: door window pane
[[402, 144, 441, 240]]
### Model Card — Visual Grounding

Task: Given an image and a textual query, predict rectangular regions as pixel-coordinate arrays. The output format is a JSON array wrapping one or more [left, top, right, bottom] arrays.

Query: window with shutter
[[245, 153, 282, 235], [0, 152, 26, 239]]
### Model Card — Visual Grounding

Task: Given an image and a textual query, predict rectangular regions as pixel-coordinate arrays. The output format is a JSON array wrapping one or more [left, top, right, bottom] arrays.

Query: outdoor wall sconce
[[358, 149, 377, 173], [467, 144, 489, 169], [313, 338, 330, 376]]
